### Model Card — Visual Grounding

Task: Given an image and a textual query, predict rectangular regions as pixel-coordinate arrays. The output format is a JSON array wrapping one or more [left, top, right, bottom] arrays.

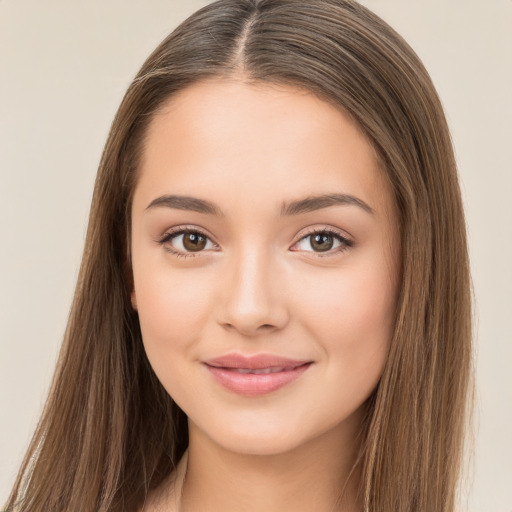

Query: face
[[130, 78, 400, 456]]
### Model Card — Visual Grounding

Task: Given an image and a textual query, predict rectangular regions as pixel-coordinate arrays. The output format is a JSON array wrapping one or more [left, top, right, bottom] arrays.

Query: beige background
[[1, 1, 511, 510]]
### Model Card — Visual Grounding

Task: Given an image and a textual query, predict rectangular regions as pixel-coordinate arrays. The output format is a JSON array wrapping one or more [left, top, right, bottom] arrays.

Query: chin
[[189, 407, 355, 458], [218, 431, 303, 456]]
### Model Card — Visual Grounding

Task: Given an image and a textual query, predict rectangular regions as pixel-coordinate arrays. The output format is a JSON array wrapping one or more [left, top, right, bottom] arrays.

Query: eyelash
[[157, 226, 353, 259], [157, 226, 218, 259]]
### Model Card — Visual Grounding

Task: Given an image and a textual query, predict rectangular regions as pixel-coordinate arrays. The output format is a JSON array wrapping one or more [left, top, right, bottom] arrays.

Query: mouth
[[220, 366, 303, 374], [204, 353, 313, 396]]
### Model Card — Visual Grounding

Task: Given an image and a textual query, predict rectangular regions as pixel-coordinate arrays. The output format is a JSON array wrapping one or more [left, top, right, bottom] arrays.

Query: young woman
[[5, 1, 472, 511]]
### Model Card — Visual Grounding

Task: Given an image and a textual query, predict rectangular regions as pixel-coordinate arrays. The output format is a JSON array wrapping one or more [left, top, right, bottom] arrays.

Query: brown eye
[[182, 231, 207, 251], [310, 233, 334, 252], [159, 229, 216, 256], [292, 229, 352, 256]]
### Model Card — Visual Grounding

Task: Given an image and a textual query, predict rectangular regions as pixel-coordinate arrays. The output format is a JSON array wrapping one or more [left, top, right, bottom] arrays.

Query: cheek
[[134, 265, 216, 361], [296, 261, 397, 386], [133, 266, 222, 408]]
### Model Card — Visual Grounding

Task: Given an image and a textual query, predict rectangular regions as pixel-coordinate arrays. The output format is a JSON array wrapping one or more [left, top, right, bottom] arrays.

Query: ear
[[131, 289, 138, 310]]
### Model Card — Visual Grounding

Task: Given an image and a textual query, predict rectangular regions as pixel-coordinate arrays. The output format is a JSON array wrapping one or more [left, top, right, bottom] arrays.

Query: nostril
[[221, 321, 278, 337]]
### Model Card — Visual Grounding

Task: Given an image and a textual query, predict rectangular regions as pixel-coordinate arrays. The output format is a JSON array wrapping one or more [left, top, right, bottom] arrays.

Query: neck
[[179, 418, 364, 512]]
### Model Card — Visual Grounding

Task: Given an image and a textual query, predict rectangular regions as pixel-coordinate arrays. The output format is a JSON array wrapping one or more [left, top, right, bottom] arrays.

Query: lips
[[204, 353, 312, 396], [225, 366, 296, 374]]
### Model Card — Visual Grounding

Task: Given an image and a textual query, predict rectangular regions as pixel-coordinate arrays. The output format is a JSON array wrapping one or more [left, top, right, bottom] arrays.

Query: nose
[[217, 246, 289, 337]]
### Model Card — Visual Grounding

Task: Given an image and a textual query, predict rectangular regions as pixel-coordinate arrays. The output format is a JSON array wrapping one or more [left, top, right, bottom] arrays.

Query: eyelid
[[290, 226, 354, 256], [157, 225, 219, 258], [158, 224, 217, 242]]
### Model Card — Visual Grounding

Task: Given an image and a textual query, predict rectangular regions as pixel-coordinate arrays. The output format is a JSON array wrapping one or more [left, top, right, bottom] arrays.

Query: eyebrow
[[145, 193, 374, 216], [145, 195, 223, 216], [281, 193, 374, 216]]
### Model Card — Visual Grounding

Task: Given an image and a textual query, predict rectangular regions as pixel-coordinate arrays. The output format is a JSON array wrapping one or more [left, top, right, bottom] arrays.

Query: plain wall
[[1, 1, 511, 510]]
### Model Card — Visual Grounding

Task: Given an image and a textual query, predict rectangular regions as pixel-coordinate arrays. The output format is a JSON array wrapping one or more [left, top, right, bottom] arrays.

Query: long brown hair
[[5, 1, 472, 511]]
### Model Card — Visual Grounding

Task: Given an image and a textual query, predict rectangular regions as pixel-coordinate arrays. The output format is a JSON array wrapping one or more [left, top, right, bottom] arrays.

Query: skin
[[131, 78, 400, 512]]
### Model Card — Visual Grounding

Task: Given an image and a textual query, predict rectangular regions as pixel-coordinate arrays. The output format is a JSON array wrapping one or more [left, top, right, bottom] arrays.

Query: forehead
[[136, 78, 393, 218]]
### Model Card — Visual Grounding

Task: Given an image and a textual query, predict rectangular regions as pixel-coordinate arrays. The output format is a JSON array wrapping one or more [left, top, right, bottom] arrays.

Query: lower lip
[[205, 363, 312, 396]]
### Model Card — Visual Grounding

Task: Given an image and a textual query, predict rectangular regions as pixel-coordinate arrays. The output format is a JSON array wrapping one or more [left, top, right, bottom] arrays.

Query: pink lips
[[204, 353, 312, 396]]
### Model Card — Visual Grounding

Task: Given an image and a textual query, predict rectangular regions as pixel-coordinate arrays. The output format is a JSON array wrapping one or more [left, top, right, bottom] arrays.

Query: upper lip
[[204, 353, 312, 370]]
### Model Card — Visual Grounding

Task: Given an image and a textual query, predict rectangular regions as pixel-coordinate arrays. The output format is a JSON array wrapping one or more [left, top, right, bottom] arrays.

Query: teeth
[[233, 367, 286, 374]]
